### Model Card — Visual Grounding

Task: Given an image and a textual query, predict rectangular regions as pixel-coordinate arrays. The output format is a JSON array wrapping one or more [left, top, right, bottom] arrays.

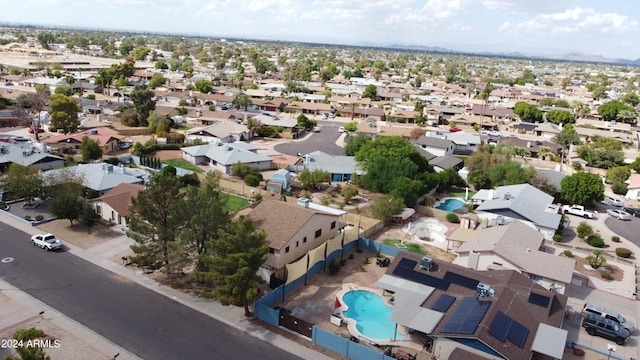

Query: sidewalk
[[0, 214, 334, 360]]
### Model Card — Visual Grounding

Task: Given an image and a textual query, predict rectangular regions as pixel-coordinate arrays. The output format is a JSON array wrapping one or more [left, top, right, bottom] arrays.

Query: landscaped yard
[[162, 158, 203, 173], [382, 238, 428, 255], [448, 187, 476, 200], [226, 194, 250, 212]]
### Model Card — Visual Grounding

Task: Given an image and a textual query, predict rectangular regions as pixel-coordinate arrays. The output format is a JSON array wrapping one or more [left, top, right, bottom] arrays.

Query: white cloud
[[481, 0, 572, 14], [499, 7, 638, 33]]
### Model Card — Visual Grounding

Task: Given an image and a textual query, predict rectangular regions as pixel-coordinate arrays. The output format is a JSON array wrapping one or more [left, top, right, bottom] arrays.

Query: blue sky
[[0, 0, 638, 60]]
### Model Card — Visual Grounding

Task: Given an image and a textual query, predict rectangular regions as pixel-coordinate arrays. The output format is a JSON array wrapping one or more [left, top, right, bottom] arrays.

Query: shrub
[[244, 172, 262, 187], [0, 201, 5, 209], [446, 213, 460, 223], [35, 215, 44, 221], [587, 236, 605, 248], [328, 259, 341, 275], [611, 236, 620, 243], [363, 257, 370, 265], [348, 254, 354, 260], [553, 234, 562, 242], [572, 161, 583, 171], [356, 248, 363, 253], [375, 250, 381, 258], [586, 249, 606, 268], [252, 193, 262, 202], [24, 215, 32, 221], [599, 270, 612, 280], [615, 248, 633, 258], [339, 259, 347, 266], [612, 181, 628, 195], [563, 250, 573, 257]]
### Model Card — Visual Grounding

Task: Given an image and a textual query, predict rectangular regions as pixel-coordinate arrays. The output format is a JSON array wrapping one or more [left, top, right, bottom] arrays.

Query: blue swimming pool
[[342, 290, 404, 341], [436, 198, 465, 212]]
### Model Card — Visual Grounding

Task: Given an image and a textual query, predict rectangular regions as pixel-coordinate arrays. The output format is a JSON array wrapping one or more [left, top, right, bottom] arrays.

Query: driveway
[[274, 124, 344, 156]]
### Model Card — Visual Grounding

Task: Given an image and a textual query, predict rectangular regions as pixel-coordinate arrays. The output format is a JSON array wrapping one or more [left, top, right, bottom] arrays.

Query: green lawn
[[382, 239, 428, 255], [162, 158, 203, 173], [448, 187, 476, 200], [226, 195, 250, 212]]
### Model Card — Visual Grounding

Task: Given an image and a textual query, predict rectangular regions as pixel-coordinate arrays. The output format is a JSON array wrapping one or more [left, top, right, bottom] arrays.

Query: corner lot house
[[245, 198, 345, 282], [92, 183, 145, 226], [182, 141, 273, 174], [375, 252, 567, 360]]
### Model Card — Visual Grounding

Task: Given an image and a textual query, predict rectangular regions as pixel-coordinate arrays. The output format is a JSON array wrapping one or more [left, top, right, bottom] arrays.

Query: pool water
[[342, 290, 404, 341], [436, 198, 465, 212]]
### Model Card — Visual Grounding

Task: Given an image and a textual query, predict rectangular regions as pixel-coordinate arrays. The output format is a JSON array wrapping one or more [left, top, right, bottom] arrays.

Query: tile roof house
[[43, 127, 121, 155], [454, 221, 575, 293], [473, 184, 562, 240], [45, 163, 146, 195], [92, 183, 145, 226], [0, 142, 64, 171], [625, 174, 640, 200], [245, 198, 345, 280], [181, 141, 273, 174], [375, 252, 568, 360]]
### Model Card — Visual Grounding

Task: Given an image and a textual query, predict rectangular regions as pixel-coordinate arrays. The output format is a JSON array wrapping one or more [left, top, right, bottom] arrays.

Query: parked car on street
[[606, 208, 631, 221], [582, 313, 630, 345], [603, 196, 624, 207], [31, 233, 63, 251], [623, 207, 640, 217], [338, 127, 345, 133], [487, 130, 501, 137], [28, 127, 44, 134], [449, 127, 462, 132]]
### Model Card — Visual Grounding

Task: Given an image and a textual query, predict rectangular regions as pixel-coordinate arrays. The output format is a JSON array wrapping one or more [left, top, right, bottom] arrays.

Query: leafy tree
[[80, 136, 103, 162], [15, 90, 49, 141], [244, 172, 262, 186], [148, 73, 167, 89], [79, 201, 100, 233], [119, 38, 134, 56], [296, 114, 316, 131], [467, 169, 491, 190], [553, 124, 582, 163], [630, 157, 640, 173], [371, 195, 405, 222], [513, 101, 542, 122], [49, 94, 80, 134], [48, 188, 85, 226], [576, 136, 624, 169], [297, 168, 330, 190], [128, 172, 185, 272], [344, 133, 371, 156], [341, 185, 359, 204], [622, 92, 640, 107], [437, 168, 465, 191], [606, 166, 631, 184], [177, 174, 229, 272], [200, 216, 268, 316], [362, 84, 377, 99], [576, 221, 594, 240], [231, 162, 254, 178], [54, 85, 73, 96], [560, 172, 604, 205], [612, 181, 628, 195], [132, 45, 150, 61], [130, 84, 156, 127], [344, 121, 358, 132], [488, 161, 533, 186], [194, 79, 213, 93], [37, 31, 55, 49], [5, 164, 43, 205], [546, 109, 575, 125], [147, 110, 171, 134], [598, 100, 635, 121]]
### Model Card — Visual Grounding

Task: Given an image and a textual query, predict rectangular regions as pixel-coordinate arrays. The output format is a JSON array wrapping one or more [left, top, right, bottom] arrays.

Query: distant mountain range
[[388, 44, 640, 66]]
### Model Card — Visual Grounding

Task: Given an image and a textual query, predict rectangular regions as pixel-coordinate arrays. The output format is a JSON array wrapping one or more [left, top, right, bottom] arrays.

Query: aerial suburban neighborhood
[[0, 5, 640, 359]]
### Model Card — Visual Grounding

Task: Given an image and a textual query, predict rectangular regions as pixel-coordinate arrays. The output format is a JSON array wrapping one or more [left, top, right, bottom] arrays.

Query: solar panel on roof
[[431, 294, 456, 312], [441, 297, 491, 334], [528, 292, 550, 307], [507, 320, 529, 348], [443, 271, 480, 290], [393, 259, 450, 291], [488, 311, 511, 341], [397, 258, 417, 270]]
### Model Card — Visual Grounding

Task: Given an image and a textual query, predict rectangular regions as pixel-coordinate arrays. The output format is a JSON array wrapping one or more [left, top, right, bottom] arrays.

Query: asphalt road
[[274, 122, 344, 156], [605, 214, 640, 245], [0, 225, 301, 360]]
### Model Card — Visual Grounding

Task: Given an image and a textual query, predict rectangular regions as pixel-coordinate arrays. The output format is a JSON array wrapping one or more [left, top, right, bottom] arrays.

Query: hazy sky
[[1, 0, 638, 60]]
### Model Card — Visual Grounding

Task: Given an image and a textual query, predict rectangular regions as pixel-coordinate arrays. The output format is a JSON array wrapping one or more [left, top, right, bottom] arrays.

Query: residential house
[[374, 252, 568, 360], [0, 109, 26, 127], [0, 142, 64, 171], [285, 101, 334, 117], [473, 184, 562, 240], [413, 136, 454, 157], [181, 141, 273, 174], [297, 151, 360, 182], [45, 163, 146, 195], [338, 106, 384, 121], [92, 183, 145, 226], [454, 221, 575, 294], [187, 121, 252, 144], [245, 198, 345, 281], [44, 127, 121, 155], [625, 174, 640, 200], [425, 131, 481, 155], [252, 113, 305, 139]]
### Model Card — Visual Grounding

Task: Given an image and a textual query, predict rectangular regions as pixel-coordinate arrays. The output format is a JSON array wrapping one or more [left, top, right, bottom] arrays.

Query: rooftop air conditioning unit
[[419, 256, 433, 271], [476, 283, 495, 298], [297, 197, 310, 208]]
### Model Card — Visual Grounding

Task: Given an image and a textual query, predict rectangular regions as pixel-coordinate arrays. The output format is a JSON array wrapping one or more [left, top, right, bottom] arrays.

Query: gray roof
[[304, 151, 360, 175], [252, 113, 298, 128], [414, 135, 453, 149], [184, 142, 271, 165], [188, 121, 247, 139], [429, 156, 463, 170], [0, 143, 64, 167], [535, 169, 567, 190], [475, 184, 561, 230], [531, 323, 568, 359], [45, 163, 145, 192]]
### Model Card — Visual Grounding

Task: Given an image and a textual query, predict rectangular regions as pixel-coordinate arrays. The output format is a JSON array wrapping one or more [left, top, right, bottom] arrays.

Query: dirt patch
[[153, 150, 183, 161], [566, 254, 624, 281], [36, 220, 123, 249]]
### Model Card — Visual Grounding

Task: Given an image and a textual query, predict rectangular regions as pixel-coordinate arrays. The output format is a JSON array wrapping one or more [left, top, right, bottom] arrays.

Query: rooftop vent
[[89, 129, 98, 135], [297, 197, 310, 208], [476, 283, 495, 298]]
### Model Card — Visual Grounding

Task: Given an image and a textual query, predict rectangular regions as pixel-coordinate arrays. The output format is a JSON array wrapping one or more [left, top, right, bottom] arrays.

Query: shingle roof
[[93, 183, 145, 217], [0, 143, 64, 167], [304, 151, 360, 175]]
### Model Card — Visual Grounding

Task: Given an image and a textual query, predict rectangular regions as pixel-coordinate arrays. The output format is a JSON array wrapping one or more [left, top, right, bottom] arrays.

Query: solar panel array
[[431, 294, 456, 312], [488, 311, 529, 348], [528, 292, 550, 307], [441, 297, 491, 334], [443, 271, 480, 290], [393, 258, 450, 291]]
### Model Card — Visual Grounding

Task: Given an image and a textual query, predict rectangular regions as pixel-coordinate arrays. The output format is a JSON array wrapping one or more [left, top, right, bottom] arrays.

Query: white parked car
[[338, 126, 345, 133], [487, 130, 501, 137], [31, 233, 63, 251], [606, 208, 631, 221], [603, 196, 624, 207]]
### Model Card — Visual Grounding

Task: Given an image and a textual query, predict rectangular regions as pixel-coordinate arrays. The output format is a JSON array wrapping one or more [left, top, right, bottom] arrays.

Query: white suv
[[31, 233, 63, 251], [582, 303, 635, 334]]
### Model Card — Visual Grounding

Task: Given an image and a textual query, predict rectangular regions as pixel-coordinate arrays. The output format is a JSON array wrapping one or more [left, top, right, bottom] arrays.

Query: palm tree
[[348, 101, 358, 120], [232, 94, 252, 111], [537, 146, 553, 161], [617, 110, 637, 124], [478, 83, 494, 132]]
